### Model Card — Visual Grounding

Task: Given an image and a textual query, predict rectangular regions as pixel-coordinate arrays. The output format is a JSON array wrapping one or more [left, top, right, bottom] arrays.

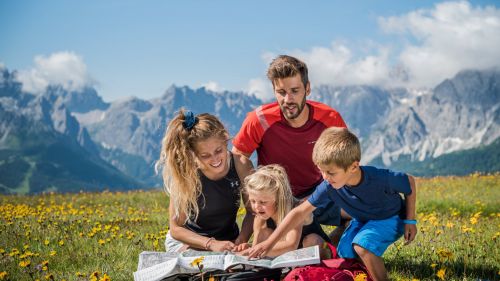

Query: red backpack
[[283, 244, 373, 281]]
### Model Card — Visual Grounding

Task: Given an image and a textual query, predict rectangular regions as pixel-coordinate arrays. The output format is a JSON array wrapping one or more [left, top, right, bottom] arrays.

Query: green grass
[[0, 174, 499, 280]]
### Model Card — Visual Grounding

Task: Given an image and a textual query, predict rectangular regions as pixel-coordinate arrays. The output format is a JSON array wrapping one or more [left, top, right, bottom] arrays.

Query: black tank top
[[185, 153, 241, 241]]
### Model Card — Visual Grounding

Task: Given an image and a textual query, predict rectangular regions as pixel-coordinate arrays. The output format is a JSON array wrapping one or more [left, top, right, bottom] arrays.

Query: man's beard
[[281, 96, 307, 120]]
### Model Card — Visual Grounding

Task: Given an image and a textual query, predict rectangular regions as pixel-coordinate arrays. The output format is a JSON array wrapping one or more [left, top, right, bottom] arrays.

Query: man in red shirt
[[232, 55, 350, 243]]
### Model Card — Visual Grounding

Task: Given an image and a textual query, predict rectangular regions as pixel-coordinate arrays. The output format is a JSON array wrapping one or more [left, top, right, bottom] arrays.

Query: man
[[232, 55, 349, 243]]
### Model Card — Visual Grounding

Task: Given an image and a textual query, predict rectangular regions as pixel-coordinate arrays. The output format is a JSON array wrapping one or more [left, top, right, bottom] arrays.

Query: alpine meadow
[[0, 174, 499, 280]]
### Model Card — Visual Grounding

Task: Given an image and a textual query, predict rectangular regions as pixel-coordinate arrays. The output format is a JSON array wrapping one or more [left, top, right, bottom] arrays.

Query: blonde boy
[[248, 128, 417, 281]]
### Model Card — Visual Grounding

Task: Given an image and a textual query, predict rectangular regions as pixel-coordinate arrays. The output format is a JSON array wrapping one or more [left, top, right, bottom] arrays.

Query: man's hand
[[404, 224, 417, 245]]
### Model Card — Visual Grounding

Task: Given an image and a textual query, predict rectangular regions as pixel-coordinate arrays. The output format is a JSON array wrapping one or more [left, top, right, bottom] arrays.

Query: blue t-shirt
[[308, 166, 411, 222]]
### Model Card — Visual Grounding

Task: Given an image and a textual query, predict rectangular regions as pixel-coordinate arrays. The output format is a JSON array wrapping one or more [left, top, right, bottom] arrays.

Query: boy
[[247, 127, 417, 281]]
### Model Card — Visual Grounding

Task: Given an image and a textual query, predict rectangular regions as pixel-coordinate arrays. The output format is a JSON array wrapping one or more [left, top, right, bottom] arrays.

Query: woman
[[158, 110, 254, 252]]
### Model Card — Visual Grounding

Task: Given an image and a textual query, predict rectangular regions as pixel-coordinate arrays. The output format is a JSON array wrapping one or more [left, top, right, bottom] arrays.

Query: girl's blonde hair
[[157, 109, 229, 223], [244, 164, 294, 225]]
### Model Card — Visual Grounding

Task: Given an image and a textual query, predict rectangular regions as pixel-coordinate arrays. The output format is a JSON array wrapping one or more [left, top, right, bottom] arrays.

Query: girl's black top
[[185, 152, 241, 241]]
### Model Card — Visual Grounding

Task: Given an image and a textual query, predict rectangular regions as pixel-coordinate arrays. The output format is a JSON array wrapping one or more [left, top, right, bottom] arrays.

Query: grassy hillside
[[0, 128, 142, 194], [0, 174, 499, 280]]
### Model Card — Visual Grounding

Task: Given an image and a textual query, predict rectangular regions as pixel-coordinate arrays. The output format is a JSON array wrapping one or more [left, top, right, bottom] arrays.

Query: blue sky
[[1, 0, 499, 101]]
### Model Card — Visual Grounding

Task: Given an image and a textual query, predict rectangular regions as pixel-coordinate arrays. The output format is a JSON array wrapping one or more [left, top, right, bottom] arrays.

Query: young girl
[[158, 110, 254, 252], [235, 164, 329, 257]]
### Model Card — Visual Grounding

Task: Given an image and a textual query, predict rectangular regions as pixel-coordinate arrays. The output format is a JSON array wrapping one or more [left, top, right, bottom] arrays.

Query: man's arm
[[247, 200, 317, 258], [233, 152, 255, 244], [231, 146, 252, 159], [404, 175, 417, 244]]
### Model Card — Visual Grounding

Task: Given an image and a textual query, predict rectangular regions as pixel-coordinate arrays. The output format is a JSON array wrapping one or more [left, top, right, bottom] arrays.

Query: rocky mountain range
[[0, 65, 498, 193]]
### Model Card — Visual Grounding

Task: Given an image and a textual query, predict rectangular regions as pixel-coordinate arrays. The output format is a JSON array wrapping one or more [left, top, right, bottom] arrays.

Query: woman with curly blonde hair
[[158, 109, 254, 252]]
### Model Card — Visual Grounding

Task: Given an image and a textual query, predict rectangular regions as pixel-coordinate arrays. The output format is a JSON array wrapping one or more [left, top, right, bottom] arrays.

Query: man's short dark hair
[[267, 55, 309, 88]]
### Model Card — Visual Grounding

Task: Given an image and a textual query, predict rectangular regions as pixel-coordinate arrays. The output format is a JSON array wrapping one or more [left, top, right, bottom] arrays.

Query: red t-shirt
[[233, 101, 347, 197]]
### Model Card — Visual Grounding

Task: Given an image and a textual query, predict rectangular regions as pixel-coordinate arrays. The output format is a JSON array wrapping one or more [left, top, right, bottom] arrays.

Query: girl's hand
[[208, 240, 235, 252], [232, 242, 251, 253], [404, 224, 417, 245], [247, 241, 272, 259]]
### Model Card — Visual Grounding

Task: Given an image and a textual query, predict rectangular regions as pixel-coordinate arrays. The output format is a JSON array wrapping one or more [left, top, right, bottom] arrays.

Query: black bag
[[162, 267, 283, 281]]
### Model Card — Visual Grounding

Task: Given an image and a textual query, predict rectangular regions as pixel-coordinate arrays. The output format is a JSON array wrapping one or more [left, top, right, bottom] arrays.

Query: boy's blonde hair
[[244, 164, 294, 225], [312, 127, 361, 170], [157, 109, 229, 223]]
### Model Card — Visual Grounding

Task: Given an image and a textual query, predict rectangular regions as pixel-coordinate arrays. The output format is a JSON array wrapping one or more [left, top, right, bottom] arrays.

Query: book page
[[133, 258, 179, 281], [223, 254, 273, 270], [178, 250, 227, 271], [137, 251, 178, 271], [270, 245, 320, 268]]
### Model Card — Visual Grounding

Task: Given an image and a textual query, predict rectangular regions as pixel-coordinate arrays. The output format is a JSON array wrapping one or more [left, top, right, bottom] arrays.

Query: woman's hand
[[208, 240, 235, 252]]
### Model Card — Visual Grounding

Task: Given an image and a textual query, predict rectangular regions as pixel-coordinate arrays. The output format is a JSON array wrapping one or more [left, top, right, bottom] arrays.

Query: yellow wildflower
[[58, 240, 64, 246], [99, 273, 111, 281], [44, 240, 50, 245], [430, 263, 437, 268], [191, 256, 205, 268], [470, 217, 478, 224], [98, 239, 106, 245], [0, 271, 7, 280], [436, 268, 446, 280], [354, 272, 368, 281], [9, 248, 19, 257], [437, 249, 453, 261], [50, 250, 57, 256], [19, 260, 31, 267]]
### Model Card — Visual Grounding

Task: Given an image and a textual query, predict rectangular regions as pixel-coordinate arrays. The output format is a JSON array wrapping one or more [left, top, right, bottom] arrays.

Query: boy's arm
[[404, 175, 417, 244], [248, 200, 316, 258]]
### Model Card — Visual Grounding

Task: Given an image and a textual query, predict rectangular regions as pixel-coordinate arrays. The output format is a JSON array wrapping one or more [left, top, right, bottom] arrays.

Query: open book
[[133, 245, 320, 281]]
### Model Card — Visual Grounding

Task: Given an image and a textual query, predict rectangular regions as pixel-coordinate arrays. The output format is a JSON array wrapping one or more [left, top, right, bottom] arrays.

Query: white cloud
[[257, 1, 500, 89], [293, 43, 393, 87], [246, 78, 273, 101], [379, 0, 500, 87], [202, 81, 223, 92], [15, 51, 93, 93]]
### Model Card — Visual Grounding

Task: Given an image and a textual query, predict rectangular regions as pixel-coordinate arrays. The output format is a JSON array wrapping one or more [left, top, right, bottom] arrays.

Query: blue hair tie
[[182, 111, 198, 130]]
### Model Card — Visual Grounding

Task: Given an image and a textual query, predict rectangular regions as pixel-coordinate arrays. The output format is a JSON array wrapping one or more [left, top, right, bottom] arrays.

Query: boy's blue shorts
[[337, 215, 404, 258]]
